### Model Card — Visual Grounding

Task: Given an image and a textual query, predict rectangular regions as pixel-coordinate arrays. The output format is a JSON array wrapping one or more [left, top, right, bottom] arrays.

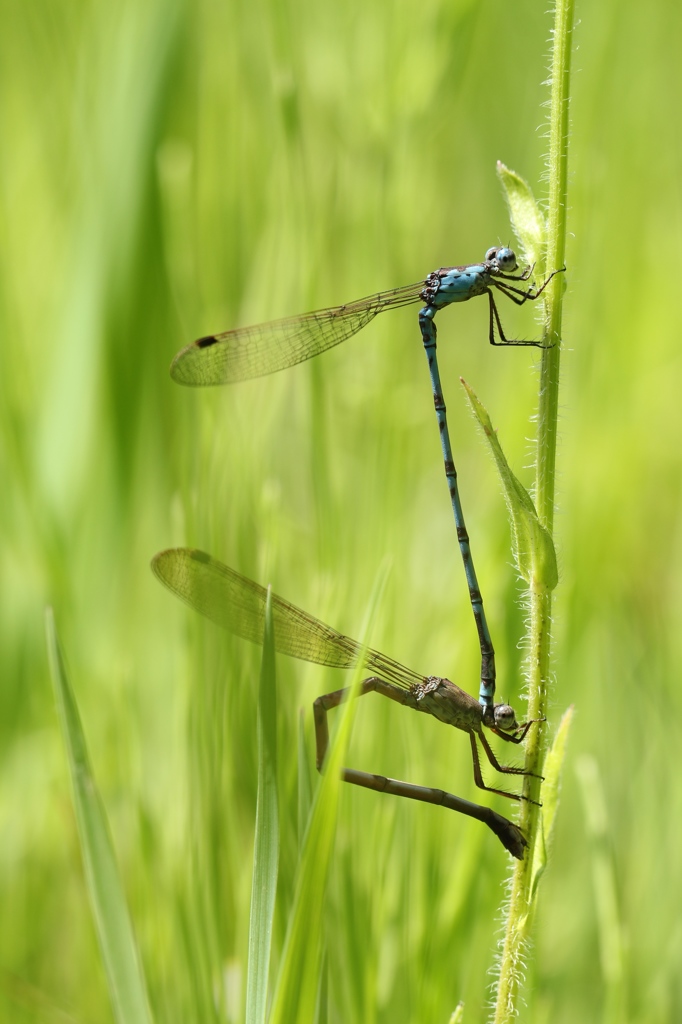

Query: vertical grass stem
[[492, 2, 575, 1020]]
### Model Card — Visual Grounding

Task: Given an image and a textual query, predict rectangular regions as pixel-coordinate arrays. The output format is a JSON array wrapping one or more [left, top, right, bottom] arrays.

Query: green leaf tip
[[530, 705, 574, 899], [246, 586, 280, 1024], [496, 161, 546, 270], [45, 608, 153, 1024], [460, 379, 558, 590], [269, 567, 389, 1024]]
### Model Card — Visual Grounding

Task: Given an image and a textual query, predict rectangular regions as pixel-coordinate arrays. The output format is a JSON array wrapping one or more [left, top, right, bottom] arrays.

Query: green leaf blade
[[268, 570, 388, 1024], [530, 705, 575, 898], [246, 587, 280, 1024], [45, 609, 153, 1024], [461, 380, 558, 591], [496, 161, 547, 270]]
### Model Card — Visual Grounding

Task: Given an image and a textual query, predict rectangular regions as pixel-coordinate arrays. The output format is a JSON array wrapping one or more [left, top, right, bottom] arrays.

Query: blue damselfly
[[170, 248, 563, 716]]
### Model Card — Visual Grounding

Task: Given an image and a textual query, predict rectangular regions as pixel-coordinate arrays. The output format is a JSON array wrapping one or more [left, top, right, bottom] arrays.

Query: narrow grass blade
[[314, 952, 328, 1024], [267, 667, 360, 1023], [461, 379, 558, 591], [297, 708, 313, 854], [530, 705, 574, 899], [246, 587, 280, 1024], [575, 755, 626, 1023], [449, 1001, 465, 1023], [268, 570, 388, 1024], [496, 161, 547, 270], [45, 609, 153, 1024]]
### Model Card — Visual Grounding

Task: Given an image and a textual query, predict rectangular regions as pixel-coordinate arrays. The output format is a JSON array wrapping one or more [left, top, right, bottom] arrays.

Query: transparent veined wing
[[170, 281, 426, 385], [152, 547, 424, 691]]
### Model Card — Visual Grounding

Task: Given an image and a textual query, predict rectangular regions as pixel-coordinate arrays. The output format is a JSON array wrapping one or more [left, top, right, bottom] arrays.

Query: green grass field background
[[2, 1, 681, 1021]]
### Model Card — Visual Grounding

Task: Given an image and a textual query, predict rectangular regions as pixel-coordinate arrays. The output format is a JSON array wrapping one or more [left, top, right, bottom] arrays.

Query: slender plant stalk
[[492, 2, 575, 1020]]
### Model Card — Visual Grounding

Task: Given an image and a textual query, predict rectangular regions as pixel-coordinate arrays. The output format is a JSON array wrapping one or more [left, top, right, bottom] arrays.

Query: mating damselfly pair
[[155, 247, 563, 857]]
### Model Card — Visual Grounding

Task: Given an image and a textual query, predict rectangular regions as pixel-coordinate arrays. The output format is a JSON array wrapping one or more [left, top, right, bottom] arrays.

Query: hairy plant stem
[[492, 1, 575, 1021]]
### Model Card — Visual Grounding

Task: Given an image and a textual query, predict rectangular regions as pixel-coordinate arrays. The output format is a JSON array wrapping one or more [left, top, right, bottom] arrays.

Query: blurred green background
[[2, 0, 681, 1021]]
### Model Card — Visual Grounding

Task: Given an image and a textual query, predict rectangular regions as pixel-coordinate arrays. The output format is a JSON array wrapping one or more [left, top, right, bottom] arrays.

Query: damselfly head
[[486, 246, 517, 273], [493, 703, 518, 732]]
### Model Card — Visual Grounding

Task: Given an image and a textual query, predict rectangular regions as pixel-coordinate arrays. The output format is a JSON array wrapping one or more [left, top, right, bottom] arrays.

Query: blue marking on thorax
[[431, 265, 489, 309]]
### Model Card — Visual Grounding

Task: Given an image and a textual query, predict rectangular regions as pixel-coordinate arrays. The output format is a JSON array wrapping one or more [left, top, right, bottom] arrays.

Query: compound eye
[[485, 246, 499, 262], [494, 704, 518, 732], [496, 247, 517, 271]]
